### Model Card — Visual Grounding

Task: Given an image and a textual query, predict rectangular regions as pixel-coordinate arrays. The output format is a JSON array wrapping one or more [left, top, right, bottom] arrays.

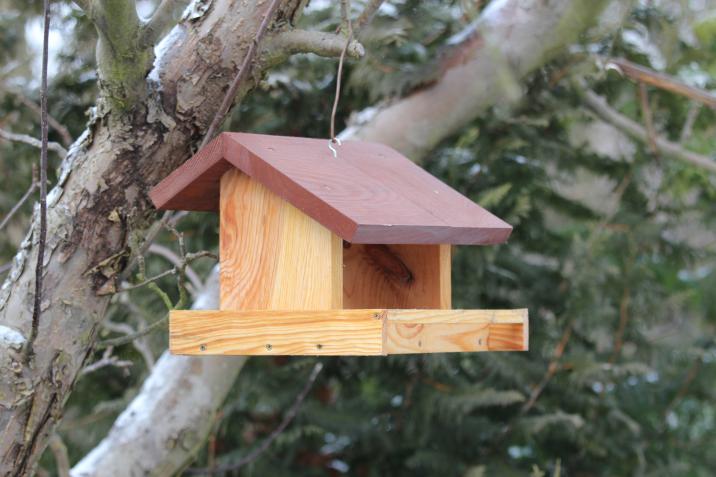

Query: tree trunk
[[69, 0, 613, 475]]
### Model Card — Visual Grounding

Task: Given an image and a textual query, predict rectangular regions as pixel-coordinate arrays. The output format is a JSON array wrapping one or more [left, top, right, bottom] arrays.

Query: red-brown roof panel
[[149, 132, 512, 245]]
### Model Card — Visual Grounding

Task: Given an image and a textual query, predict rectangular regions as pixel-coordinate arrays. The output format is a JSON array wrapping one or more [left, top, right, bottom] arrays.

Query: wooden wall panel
[[219, 169, 342, 311], [343, 243, 451, 309]]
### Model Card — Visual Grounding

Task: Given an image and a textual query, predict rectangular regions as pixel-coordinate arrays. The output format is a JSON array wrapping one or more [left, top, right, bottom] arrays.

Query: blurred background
[[1, 0, 715, 475]]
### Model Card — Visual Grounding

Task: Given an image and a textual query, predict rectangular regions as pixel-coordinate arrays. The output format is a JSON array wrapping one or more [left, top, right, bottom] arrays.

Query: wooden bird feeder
[[150, 133, 528, 356]]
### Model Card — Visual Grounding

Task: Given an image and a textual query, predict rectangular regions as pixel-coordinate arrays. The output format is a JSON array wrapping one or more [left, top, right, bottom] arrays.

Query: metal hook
[[328, 138, 342, 158]]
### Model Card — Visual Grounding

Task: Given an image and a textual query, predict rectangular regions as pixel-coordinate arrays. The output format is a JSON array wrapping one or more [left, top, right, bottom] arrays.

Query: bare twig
[[521, 319, 575, 416], [606, 57, 716, 109], [48, 434, 70, 477], [0, 166, 39, 232], [28, 0, 51, 359], [80, 346, 133, 376], [580, 88, 716, 173], [638, 83, 659, 159], [96, 314, 168, 349], [609, 283, 631, 364], [2, 88, 73, 146], [679, 102, 701, 143], [0, 262, 11, 275], [354, 0, 385, 31], [187, 362, 324, 475], [103, 318, 155, 370], [0, 127, 67, 157], [119, 268, 177, 292], [663, 357, 702, 418], [200, 0, 283, 147], [149, 243, 203, 293]]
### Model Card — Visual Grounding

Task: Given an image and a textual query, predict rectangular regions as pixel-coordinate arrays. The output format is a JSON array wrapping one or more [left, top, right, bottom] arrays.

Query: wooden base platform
[[170, 309, 528, 356]]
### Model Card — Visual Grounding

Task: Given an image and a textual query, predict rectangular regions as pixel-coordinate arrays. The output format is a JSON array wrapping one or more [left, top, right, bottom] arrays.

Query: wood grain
[[384, 309, 528, 354], [219, 169, 342, 311], [150, 132, 512, 245], [170, 310, 384, 355], [169, 308, 528, 355], [343, 244, 451, 309]]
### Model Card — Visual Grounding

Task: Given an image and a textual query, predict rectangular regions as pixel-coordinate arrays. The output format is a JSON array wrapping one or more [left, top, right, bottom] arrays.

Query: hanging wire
[[328, 0, 353, 157]]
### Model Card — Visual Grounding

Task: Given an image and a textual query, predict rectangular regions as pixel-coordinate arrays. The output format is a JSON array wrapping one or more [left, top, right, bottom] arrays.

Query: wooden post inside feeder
[[149, 132, 528, 356]]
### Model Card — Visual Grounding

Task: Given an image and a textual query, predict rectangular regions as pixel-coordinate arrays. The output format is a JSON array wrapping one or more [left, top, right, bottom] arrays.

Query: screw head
[[199, 344, 207, 352], [372, 312, 381, 319], [265, 344, 272, 351], [316, 344, 323, 350]]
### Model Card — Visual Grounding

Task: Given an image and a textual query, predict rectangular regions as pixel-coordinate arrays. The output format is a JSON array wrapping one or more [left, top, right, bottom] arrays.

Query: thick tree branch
[[343, 0, 612, 160], [139, 0, 191, 48], [85, 0, 151, 110], [201, 0, 283, 147], [581, 88, 716, 173]]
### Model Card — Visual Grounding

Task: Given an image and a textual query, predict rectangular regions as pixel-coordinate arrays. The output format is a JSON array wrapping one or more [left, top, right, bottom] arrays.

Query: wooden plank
[[387, 309, 526, 324], [169, 308, 527, 355], [384, 309, 528, 354], [149, 134, 230, 211], [150, 132, 512, 245], [219, 169, 342, 311], [170, 310, 384, 355], [343, 244, 451, 309]]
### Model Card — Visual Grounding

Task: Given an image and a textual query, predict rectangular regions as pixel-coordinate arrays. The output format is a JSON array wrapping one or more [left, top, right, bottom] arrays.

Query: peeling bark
[[70, 1, 615, 475]]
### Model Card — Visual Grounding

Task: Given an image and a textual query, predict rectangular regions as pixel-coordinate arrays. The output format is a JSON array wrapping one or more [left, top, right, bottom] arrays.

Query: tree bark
[[70, 0, 613, 475], [0, 1, 316, 474]]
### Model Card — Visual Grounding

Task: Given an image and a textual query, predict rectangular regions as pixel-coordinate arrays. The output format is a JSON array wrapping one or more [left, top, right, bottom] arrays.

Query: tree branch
[[606, 57, 716, 109], [344, 0, 612, 160], [139, 0, 191, 48], [2, 88, 73, 147], [580, 88, 716, 173], [0, 127, 67, 157], [187, 362, 324, 474], [262, 29, 364, 64], [87, 0, 150, 110], [0, 167, 38, 232], [49, 434, 70, 477], [354, 0, 384, 32]]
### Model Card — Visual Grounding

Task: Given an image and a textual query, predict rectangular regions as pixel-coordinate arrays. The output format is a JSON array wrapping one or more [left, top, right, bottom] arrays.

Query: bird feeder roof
[[149, 132, 512, 245]]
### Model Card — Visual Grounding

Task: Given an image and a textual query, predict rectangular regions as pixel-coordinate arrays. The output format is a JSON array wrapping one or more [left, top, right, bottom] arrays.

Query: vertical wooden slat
[[218, 169, 342, 311]]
